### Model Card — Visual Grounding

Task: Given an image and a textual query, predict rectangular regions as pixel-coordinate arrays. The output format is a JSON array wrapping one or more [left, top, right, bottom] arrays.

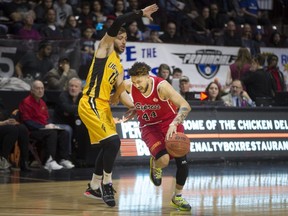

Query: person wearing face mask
[[43, 57, 79, 90]]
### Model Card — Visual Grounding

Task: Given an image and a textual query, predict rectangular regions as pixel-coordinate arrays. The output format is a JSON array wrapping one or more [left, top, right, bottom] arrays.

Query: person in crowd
[[253, 29, 266, 48], [77, 1, 95, 31], [206, 3, 226, 40], [53, 78, 88, 160], [241, 54, 274, 102], [159, 21, 183, 44], [110, 62, 192, 211], [40, 8, 63, 39], [62, 15, 81, 39], [202, 81, 225, 106], [216, 20, 242, 47], [94, 15, 116, 40], [179, 76, 191, 98], [125, 20, 143, 41], [111, 0, 126, 18], [17, 13, 41, 40], [0, 100, 30, 172], [144, 30, 163, 43], [268, 31, 288, 48], [172, 68, 183, 79], [19, 80, 75, 170], [157, 64, 172, 84], [43, 57, 79, 91], [241, 23, 259, 56], [78, 4, 158, 207], [225, 47, 252, 88], [34, 0, 54, 26], [266, 54, 286, 93], [126, 0, 147, 32], [91, 0, 107, 24], [222, 79, 255, 107], [53, 0, 73, 29], [2, 0, 35, 34], [15, 40, 54, 83]]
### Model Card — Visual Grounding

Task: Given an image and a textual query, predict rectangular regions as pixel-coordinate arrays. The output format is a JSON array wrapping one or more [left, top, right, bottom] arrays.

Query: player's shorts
[[78, 95, 117, 144], [141, 122, 184, 158]]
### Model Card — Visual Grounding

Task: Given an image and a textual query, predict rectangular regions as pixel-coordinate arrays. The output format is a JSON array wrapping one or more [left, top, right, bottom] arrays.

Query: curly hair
[[128, 62, 151, 76]]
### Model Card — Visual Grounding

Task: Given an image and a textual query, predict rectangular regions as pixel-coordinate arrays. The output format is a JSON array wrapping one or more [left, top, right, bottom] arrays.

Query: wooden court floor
[[0, 162, 288, 216]]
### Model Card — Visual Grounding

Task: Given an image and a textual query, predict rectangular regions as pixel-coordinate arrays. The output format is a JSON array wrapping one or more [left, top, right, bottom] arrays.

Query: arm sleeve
[[107, 10, 143, 37]]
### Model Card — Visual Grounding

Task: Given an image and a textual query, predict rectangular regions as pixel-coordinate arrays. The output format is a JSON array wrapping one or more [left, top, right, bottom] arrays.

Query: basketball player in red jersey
[[78, 5, 158, 207], [111, 62, 192, 211]]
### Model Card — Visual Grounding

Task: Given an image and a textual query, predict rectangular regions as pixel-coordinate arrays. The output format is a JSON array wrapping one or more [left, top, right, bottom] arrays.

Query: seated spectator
[[266, 54, 286, 93], [43, 57, 79, 90], [62, 15, 81, 39], [241, 54, 273, 102], [40, 8, 63, 39], [111, 0, 126, 18], [0, 100, 30, 171], [77, 1, 95, 31], [15, 40, 54, 83], [241, 23, 259, 56], [91, 0, 107, 24], [216, 20, 242, 47], [206, 3, 226, 39], [268, 31, 288, 48], [94, 15, 115, 40], [225, 47, 252, 88], [157, 63, 172, 84], [159, 21, 183, 44], [17, 13, 41, 40], [53, 0, 73, 29], [179, 76, 191, 98], [53, 78, 89, 161], [125, 20, 143, 41], [222, 79, 255, 107], [144, 30, 163, 43], [34, 0, 54, 26], [253, 29, 266, 48], [19, 80, 75, 170], [172, 68, 182, 79], [203, 81, 225, 106]]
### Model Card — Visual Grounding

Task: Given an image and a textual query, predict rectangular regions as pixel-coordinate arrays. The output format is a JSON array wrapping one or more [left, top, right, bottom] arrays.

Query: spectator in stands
[[15, 40, 54, 83], [0, 101, 30, 171], [19, 80, 75, 170], [144, 30, 163, 43], [239, 0, 271, 26], [125, 20, 143, 41], [2, 0, 35, 34], [157, 64, 172, 84], [159, 21, 183, 44], [222, 79, 255, 107], [77, 1, 95, 31], [241, 54, 273, 102], [206, 3, 226, 40], [179, 76, 191, 98], [253, 29, 266, 48], [17, 13, 41, 40], [216, 20, 242, 47], [43, 57, 79, 90], [62, 15, 81, 39], [202, 81, 225, 106], [53, 78, 89, 160], [53, 0, 73, 28], [34, 0, 54, 26], [172, 68, 183, 79], [94, 15, 115, 40], [40, 8, 63, 39], [268, 31, 288, 48], [111, 0, 126, 18], [91, 0, 107, 24], [241, 23, 259, 56], [225, 47, 252, 88], [126, 0, 146, 32], [266, 54, 286, 93]]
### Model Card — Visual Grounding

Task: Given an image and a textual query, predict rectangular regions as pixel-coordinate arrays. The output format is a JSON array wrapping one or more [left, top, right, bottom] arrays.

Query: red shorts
[[141, 122, 184, 158]]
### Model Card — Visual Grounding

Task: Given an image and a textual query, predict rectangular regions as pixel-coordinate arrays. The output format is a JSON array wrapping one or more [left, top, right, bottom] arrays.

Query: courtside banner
[[1, 39, 287, 91], [114, 107, 288, 161]]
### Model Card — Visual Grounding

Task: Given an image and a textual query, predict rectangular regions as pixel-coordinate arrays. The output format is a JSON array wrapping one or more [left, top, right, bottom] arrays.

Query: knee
[[156, 154, 170, 168]]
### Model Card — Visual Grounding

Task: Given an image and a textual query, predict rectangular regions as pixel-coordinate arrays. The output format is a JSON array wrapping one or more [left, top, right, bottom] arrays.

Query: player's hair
[[128, 62, 151, 76]]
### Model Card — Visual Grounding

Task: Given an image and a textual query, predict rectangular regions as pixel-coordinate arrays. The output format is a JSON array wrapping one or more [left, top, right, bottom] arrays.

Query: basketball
[[165, 133, 190, 158]]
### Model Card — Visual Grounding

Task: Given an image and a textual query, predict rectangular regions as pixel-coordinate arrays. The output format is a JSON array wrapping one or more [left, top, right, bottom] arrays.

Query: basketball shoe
[[170, 194, 191, 211], [149, 157, 162, 186], [100, 183, 116, 207], [83, 183, 102, 199]]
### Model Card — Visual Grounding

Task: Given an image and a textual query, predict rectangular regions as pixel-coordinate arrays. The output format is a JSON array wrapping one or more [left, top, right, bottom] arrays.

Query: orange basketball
[[165, 133, 190, 158]]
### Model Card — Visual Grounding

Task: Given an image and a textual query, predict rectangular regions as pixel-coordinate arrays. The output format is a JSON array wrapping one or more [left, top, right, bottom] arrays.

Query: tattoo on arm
[[172, 107, 189, 125]]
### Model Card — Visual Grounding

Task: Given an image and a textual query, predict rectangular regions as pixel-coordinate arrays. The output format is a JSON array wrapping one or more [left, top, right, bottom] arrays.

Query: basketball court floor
[[0, 161, 288, 216]]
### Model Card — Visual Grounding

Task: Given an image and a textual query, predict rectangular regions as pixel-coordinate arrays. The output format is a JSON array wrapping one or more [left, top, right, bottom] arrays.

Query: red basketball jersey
[[131, 76, 178, 128]]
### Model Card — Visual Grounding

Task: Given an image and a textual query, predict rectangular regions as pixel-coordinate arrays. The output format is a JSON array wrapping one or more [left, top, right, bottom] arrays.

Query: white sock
[[90, 173, 102, 190], [102, 170, 112, 185], [174, 188, 182, 197]]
